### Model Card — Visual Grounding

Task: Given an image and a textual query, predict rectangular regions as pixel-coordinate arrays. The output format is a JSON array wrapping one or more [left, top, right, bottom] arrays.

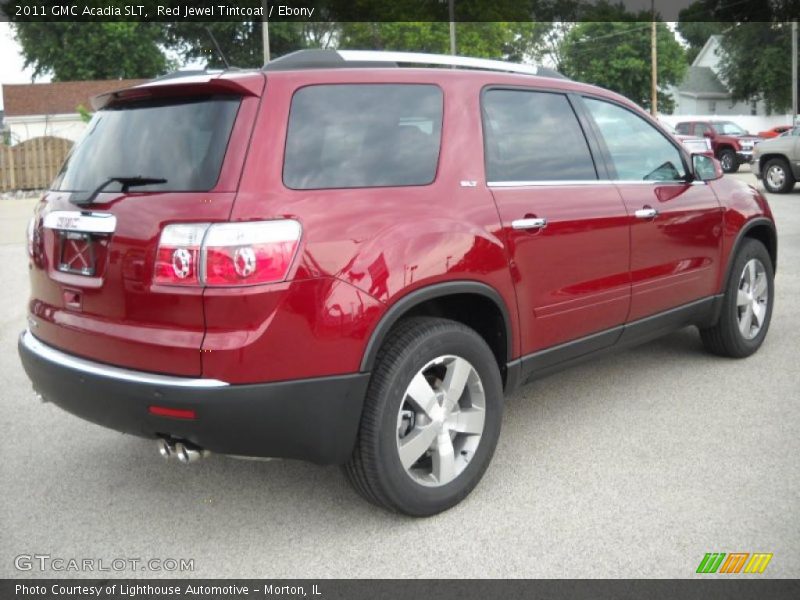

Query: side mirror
[[692, 153, 723, 181]]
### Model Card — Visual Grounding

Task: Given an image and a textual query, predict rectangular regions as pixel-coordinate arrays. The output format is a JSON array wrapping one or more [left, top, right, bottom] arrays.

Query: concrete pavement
[[0, 171, 797, 578]]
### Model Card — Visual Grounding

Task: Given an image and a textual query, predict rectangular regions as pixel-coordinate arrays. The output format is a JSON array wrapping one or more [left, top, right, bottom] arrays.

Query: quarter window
[[283, 84, 443, 189], [584, 98, 687, 182], [482, 89, 597, 182]]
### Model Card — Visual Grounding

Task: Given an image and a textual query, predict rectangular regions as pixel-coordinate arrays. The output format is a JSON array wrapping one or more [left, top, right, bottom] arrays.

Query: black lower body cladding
[[18, 332, 369, 465]]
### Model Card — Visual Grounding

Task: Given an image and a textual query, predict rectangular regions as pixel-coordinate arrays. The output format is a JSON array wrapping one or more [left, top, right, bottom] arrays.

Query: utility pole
[[449, 0, 457, 56], [793, 20, 798, 126], [650, 0, 658, 116], [262, 0, 270, 64]]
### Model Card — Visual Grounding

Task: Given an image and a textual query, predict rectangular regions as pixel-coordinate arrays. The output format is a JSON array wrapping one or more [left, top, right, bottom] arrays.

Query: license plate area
[[57, 231, 96, 276]]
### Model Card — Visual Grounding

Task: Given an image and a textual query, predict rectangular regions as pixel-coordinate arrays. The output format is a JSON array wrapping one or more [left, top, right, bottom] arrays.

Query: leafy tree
[[335, 22, 550, 62], [162, 22, 317, 69], [560, 20, 687, 112], [11, 22, 169, 80], [718, 22, 793, 114]]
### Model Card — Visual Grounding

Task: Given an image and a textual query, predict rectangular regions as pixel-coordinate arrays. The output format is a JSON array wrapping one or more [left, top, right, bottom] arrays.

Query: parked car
[[675, 120, 762, 173], [757, 125, 792, 139], [753, 125, 800, 193], [19, 51, 777, 516], [662, 122, 714, 157]]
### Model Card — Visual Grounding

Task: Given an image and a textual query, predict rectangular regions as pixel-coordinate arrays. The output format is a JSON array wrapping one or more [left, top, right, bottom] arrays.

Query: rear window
[[52, 95, 241, 193], [283, 84, 443, 189]]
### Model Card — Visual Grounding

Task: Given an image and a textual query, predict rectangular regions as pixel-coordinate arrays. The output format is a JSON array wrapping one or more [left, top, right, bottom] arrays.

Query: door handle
[[511, 217, 547, 230], [634, 207, 659, 219]]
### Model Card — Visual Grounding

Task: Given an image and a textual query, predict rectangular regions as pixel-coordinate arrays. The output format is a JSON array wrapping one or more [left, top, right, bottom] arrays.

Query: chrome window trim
[[487, 179, 706, 187], [43, 211, 117, 234], [20, 330, 228, 388]]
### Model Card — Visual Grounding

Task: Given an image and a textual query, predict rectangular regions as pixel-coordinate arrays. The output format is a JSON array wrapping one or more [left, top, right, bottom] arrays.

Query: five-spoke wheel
[[345, 317, 503, 516]]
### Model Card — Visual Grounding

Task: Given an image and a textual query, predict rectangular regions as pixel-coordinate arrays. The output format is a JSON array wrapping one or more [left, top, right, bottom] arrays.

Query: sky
[[0, 22, 46, 110]]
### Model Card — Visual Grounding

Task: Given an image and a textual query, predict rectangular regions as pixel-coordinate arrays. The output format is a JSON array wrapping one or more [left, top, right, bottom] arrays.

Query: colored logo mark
[[696, 552, 773, 574]]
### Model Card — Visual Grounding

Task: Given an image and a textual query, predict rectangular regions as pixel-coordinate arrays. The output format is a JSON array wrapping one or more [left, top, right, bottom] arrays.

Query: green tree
[[717, 23, 793, 114], [560, 21, 687, 113], [162, 22, 317, 69], [335, 22, 550, 62], [11, 22, 169, 81]]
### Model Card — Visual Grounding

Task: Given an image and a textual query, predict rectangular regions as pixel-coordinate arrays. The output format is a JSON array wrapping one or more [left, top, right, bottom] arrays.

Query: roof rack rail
[[264, 49, 566, 79]]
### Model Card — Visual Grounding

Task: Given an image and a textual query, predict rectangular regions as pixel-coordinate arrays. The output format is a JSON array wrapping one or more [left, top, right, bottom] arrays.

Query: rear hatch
[[27, 73, 264, 376]]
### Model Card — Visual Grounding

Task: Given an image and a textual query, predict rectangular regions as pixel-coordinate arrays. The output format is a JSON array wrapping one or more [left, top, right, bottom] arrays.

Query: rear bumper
[[18, 330, 369, 465]]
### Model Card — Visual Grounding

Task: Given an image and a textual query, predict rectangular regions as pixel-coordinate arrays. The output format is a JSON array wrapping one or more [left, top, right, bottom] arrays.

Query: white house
[[1, 79, 145, 144], [663, 35, 793, 132]]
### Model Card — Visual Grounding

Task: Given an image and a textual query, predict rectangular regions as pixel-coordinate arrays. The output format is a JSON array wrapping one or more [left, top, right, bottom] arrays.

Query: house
[[1, 79, 146, 144], [671, 35, 765, 117]]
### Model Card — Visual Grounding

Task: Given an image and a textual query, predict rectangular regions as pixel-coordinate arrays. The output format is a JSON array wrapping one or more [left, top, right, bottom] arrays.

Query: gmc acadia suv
[[19, 50, 777, 516]]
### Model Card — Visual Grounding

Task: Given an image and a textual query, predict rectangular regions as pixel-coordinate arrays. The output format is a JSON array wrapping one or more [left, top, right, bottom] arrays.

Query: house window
[[708, 101, 717, 114], [751, 100, 758, 115]]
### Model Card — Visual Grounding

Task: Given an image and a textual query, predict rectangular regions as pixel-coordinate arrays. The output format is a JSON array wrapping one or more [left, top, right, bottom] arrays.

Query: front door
[[581, 97, 723, 322]]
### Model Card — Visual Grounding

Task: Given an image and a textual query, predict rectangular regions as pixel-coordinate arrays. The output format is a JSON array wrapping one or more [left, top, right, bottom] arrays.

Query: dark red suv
[[19, 50, 777, 516]]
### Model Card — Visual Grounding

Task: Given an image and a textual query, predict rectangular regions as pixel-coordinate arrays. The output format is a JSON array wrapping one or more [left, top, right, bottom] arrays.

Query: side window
[[695, 123, 710, 136], [283, 84, 443, 189], [675, 123, 690, 135], [584, 98, 687, 182], [482, 89, 597, 182]]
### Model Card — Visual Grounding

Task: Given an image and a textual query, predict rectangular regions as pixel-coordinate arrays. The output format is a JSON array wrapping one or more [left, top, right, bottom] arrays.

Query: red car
[[19, 51, 777, 516], [675, 120, 762, 173], [758, 125, 792, 139]]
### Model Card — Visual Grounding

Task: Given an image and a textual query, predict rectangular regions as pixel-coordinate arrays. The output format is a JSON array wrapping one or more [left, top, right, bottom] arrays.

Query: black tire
[[718, 148, 739, 173], [344, 317, 504, 516], [700, 239, 774, 358], [762, 157, 795, 194]]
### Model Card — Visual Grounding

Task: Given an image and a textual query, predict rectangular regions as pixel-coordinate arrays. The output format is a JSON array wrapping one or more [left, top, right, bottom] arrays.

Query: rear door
[[483, 88, 631, 359], [27, 76, 263, 376], [580, 96, 723, 322]]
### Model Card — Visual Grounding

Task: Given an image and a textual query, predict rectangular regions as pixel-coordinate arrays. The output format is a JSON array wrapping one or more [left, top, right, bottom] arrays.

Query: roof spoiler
[[92, 71, 263, 110]]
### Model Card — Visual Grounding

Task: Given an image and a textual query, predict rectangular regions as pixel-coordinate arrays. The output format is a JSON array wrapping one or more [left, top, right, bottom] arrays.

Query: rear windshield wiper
[[70, 176, 168, 206]]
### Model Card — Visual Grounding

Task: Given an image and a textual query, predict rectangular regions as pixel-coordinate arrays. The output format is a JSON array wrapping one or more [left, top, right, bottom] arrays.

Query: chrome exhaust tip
[[156, 438, 174, 459], [174, 442, 208, 464]]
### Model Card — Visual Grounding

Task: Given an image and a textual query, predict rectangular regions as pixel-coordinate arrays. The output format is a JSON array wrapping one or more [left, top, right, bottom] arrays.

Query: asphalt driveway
[[0, 170, 797, 578]]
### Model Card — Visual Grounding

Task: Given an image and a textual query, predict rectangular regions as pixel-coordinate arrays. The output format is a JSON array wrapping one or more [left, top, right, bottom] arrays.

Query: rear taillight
[[26, 216, 35, 257], [154, 220, 301, 287], [154, 223, 208, 286]]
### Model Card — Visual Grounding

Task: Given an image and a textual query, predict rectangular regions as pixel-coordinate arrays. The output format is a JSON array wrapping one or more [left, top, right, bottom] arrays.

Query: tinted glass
[[482, 89, 596, 182], [694, 123, 711, 136], [584, 98, 686, 181], [675, 123, 691, 134], [53, 96, 241, 193], [283, 84, 443, 189]]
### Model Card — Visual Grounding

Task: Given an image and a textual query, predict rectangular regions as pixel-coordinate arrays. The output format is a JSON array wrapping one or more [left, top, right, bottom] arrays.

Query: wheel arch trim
[[359, 280, 514, 373], [721, 217, 778, 294]]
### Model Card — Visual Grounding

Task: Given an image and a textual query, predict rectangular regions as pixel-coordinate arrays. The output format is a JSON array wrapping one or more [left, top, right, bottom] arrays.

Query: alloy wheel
[[736, 258, 769, 340], [396, 355, 485, 487]]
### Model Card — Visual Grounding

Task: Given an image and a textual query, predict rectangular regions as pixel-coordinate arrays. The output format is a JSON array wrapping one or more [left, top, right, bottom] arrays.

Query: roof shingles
[[2, 79, 147, 117], [677, 66, 729, 98]]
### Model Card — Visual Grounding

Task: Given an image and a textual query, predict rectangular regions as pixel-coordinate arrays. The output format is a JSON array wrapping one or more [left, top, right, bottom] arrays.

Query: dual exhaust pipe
[[157, 438, 209, 464]]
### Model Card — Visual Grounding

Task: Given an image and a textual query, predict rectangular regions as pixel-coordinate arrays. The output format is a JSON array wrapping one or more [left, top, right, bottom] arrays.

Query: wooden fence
[[0, 136, 73, 192]]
